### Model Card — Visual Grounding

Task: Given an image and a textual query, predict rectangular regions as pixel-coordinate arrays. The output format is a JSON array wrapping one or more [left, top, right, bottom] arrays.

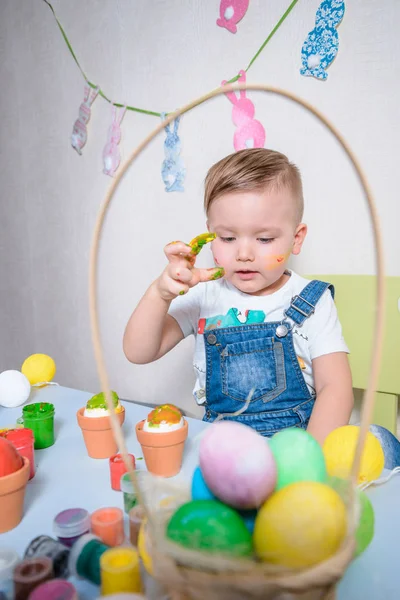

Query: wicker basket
[[89, 84, 385, 600]]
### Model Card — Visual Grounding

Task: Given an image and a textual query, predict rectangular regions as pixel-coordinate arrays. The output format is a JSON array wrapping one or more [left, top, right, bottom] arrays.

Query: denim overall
[[203, 280, 334, 437]]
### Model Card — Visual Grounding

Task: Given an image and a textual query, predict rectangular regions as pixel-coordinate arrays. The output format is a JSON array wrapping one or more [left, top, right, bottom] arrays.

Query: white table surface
[[1, 386, 399, 599]]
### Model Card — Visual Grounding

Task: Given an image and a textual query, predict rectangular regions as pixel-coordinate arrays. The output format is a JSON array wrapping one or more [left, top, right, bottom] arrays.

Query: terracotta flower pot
[[76, 407, 125, 459], [0, 456, 30, 533], [135, 419, 188, 477]]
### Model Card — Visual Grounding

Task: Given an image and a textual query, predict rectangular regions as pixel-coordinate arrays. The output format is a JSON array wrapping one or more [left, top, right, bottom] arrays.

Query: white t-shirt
[[168, 271, 349, 406]]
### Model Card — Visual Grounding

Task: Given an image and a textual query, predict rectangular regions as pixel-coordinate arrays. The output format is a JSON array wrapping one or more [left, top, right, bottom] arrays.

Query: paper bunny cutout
[[102, 105, 127, 177], [71, 85, 99, 154], [222, 70, 266, 152], [300, 0, 345, 80], [217, 0, 250, 34], [160, 112, 186, 193]]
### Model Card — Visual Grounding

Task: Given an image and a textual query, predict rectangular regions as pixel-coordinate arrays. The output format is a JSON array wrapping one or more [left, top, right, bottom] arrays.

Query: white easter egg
[[0, 370, 31, 408]]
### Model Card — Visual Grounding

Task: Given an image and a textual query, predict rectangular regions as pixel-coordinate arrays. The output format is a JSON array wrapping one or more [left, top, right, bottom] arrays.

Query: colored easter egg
[[355, 489, 374, 557], [0, 437, 24, 477], [191, 466, 216, 501], [323, 425, 384, 484], [269, 428, 327, 490], [253, 481, 347, 568], [199, 421, 276, 509], [21, 354, 56, 386], [0, 370, 31, 408], [167, 500, 253, 557], [329, 476, 375, 558]]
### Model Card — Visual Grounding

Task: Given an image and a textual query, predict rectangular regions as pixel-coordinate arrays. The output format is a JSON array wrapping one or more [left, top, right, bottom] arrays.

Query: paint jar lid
[[0, 548, 20, 581], [53, 508, 90, 540], [28, 579, 77, 600]]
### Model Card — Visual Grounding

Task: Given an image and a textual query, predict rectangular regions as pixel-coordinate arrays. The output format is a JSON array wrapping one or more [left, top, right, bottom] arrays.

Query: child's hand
[[156, 241, 224, 301]]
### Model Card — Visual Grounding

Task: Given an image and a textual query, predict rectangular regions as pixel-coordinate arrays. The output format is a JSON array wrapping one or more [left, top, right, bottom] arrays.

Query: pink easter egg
[[199, 421, 276, 509]]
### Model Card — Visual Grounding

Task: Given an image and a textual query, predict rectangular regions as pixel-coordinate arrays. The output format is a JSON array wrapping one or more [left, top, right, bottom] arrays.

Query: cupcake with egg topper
[[136, 404, 188, 477], [77, 391, 125, 459]]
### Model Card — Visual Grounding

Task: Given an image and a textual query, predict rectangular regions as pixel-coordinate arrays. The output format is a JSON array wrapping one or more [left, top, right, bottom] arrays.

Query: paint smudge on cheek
[[265, 250, 292, 270]]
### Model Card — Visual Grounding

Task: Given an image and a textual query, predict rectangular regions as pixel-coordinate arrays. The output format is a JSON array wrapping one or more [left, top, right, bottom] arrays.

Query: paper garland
[[300, 0, 345, 80], [222, 70, 266, 151], [71, 85, 99, 155], [102, 105, 127, 177], [42, 0, 308, 183], [161, 113, 186, 192], [217, 0, 250, 34]]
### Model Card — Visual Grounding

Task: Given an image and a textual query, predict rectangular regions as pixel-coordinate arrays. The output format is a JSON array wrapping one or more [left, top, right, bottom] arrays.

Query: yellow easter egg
[[253, 481, 347, 568], [21, 354, 56, 386], [323, 425, 384, 485]]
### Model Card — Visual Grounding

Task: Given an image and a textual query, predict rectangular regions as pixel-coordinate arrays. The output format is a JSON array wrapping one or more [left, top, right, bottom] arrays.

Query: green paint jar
[[18, 403, 55, 449], [68, 534, 109, 586], [120, 473, 137, 514]]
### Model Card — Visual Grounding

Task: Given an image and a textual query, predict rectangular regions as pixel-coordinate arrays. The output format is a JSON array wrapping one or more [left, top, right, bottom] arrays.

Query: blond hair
[[204, 148, 304, 223]]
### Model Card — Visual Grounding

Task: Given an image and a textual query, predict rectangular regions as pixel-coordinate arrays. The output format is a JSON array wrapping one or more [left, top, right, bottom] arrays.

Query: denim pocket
[[221, 336, 286, 403]]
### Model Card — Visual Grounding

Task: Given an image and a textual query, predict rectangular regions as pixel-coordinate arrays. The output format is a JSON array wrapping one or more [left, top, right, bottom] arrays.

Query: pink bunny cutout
[[102, 104, 127, 177], [222, 70, 266, 151], [71, 85, 99, 155], [217, 0, 250, 34]]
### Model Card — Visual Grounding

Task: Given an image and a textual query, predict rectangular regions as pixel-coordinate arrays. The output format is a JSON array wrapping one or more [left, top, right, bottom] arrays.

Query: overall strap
[[284, 280, 334, 327]]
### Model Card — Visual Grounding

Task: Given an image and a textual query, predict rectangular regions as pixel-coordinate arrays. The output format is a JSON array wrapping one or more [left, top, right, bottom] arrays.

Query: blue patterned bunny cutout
[[161, 112, 186, 193], [300, 0, 345, 80]]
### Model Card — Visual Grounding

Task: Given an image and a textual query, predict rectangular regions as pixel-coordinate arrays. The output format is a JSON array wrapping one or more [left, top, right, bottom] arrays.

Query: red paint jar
[[4, 429, 35, 480], [109, 453, 135, 491]]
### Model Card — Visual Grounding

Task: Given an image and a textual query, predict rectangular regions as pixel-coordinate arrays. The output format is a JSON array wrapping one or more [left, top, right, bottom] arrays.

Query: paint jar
[[68, 533, 109, 586], [27, 579, 77, 600], [13, 557, 53, 600], [3, 429, 35, 479], [0, 548, 20, 600], [24, 535, 70, 578], [96, 595, 144, 599], [100, 547, 141, 595], [109, 453, 135, 491], [53, 508, 90, 547], [137, 520, 169, 600], [91, 507, 125, 547], [128, 505, 146, 547], [17, 403, 55, 449], [120, 472, 138, 514]]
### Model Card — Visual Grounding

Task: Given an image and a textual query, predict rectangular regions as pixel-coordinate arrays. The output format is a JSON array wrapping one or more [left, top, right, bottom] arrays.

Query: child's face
[[207, 187, 307, 295]]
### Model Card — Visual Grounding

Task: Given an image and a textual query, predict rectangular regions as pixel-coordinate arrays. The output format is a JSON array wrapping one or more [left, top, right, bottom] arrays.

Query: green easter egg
[[355, 490, 374, 557], [166, 500, 253, 557], [327, 476, 374, 558], [269, 428, 327, 490]]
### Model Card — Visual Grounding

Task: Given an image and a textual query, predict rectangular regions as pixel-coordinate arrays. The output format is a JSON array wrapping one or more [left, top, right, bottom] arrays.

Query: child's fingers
[[169, 280, 189, 297], [164, 241, 193, 261], [197, 267, 225, 283], [167, 265, 193, 284]]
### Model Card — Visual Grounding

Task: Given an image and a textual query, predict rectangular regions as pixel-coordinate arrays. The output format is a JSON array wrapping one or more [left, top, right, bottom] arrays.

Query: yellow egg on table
[[21, 354, 56, 386], [253, 481, 347, 568], [323, 425, 384, 485]]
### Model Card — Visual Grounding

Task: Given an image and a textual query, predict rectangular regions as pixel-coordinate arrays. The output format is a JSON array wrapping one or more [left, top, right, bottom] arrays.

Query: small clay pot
[[76, 407, 125, 459], [0, 457, 30, 533], [135, 419, 188, 477]]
